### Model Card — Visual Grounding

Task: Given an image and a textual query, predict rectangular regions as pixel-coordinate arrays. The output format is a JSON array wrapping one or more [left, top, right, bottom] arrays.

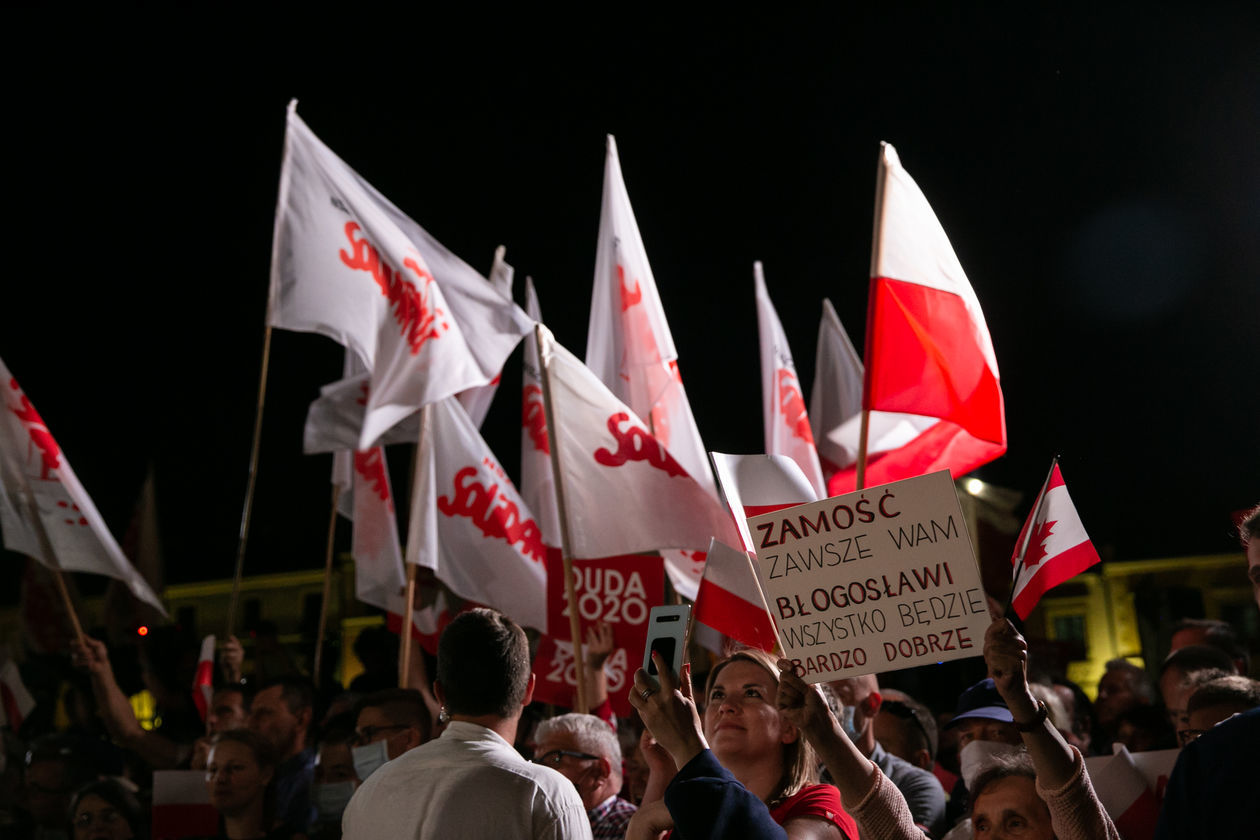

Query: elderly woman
[[777, 619, 1119, 840], [629, 649, 857, 840]]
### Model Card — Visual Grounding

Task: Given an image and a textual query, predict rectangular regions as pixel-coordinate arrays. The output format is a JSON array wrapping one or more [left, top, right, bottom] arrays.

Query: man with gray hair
[[534, 713, 636, 839]]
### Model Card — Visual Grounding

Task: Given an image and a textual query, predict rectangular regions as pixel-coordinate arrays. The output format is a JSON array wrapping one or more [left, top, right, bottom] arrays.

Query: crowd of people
[[0, 506, 1257, 839]]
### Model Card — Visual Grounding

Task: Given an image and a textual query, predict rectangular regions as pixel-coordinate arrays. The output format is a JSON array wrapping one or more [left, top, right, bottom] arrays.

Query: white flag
[[586, 135, 715, 498], [456, 245, 516, 429], [754, 263, 826, 498], [541, 328, 739, 559], [711, 453, 820, 553], [406, 397, 548, 632], [269, 102, 533, 448], [809, 298, 864, 475], [0, 357, 166, 614], [518, 279, 563, 548]]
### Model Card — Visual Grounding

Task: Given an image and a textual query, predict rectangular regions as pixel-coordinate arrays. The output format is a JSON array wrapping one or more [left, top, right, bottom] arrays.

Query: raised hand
[[775, 658, 837, 739], [585, 621, 615, 670], [983, 618, 1038, 719]]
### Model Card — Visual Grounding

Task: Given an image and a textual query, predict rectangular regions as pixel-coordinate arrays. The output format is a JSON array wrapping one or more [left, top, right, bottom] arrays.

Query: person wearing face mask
[[938, 676, 1024, 833], [309, 727, 358, 840], [348, 689, 431, 782], [824, 676, 945, 837], [777, 618, 1117, 840]]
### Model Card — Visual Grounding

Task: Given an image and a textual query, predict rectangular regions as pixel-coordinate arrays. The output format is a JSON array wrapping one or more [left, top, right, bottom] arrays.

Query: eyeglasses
[[353, 724, 409, 745], [534, 749, 598, 766], [881, 700, 933, 751]]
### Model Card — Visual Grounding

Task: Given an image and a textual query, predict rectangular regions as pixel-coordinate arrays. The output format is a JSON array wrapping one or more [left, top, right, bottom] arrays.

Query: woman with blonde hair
[[628, 648, 857, 840]]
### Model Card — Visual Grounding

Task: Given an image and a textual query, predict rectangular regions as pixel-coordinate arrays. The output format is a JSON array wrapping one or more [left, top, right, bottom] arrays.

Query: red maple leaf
[[1023, 519, 1057, 568]]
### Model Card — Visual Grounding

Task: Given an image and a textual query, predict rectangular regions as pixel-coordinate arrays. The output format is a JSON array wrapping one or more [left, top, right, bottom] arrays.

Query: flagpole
[[399, 561, 417, 689], [23, 496, 86, 645], [312, 483, 341, 688], [399, 403, 433, 691], [855, 410, 870, 491], [227, 322, 274, 638], [533, 324, 588, 713], [856, 145, 892, 494]]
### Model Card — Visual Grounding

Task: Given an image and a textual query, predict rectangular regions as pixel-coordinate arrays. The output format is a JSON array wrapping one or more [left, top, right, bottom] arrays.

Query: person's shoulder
[[776, 784, 858, 837]]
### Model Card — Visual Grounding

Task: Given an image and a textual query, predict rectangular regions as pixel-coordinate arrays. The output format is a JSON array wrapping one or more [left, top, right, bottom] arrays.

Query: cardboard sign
[[533, 552, 664, 716], [747, 470, 989, 682]]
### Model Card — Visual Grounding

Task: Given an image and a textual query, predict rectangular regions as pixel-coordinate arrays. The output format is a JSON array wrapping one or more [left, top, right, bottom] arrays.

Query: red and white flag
[[1085, 747, 1160, 840], [0, 659, 35, 730], [754, 263, 826, 498], [0, 357, 166, 614], [1009, 461, 1100, 620], [192, 635, 215, 723], [269, 102, 533, 449], [711, 452, 820, 553], [828, 143, 1006, 494], [406, 397, 548, 631], [456, 245, 516, 429], [519, 279, 563, 549], [540, 327, 739, 559], [809, 298, 864, 478], [586, 135, 716, 499], [694, 539, 779, 653]]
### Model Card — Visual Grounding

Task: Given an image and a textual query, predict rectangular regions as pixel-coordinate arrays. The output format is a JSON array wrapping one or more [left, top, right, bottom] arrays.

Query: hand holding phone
[[642, 604, 690, 688]]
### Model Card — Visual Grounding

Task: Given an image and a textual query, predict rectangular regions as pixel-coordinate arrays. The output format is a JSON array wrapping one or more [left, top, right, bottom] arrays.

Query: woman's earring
[[437, 706, 450, 725]]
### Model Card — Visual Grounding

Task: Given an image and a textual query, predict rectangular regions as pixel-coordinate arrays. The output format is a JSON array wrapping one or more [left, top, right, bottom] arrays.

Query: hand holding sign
[[775, 659, 836, 741]]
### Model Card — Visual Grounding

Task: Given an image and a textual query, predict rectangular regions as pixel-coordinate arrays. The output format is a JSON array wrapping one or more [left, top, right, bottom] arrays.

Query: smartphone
[[642, 604, 690, 686]]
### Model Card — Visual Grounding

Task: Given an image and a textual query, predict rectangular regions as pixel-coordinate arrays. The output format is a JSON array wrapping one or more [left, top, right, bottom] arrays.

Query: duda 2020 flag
[[1009, 461, 1100, 620], [0, 357, 166, 614], [269, 101, 533, 449], [829, 143, 1006, 493]]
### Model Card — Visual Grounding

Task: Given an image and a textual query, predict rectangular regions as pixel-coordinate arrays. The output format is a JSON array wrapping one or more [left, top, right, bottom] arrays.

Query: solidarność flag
[[754, 262, 827, 498], [519, 278, 563, 550], [539, 327, 740, 559], [1009, 461, 1100, 620], [269, 101, 533, 449], [829, 143, 1006, 494], [0, 357, 166, 614]]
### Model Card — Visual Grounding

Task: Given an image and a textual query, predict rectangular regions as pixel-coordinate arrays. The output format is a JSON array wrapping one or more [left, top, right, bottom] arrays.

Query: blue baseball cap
[[943, 678, 1014, 729]]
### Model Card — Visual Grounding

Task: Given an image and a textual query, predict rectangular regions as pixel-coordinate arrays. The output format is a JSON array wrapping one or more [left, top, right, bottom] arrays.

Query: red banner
[[531, 551, 664, 717]]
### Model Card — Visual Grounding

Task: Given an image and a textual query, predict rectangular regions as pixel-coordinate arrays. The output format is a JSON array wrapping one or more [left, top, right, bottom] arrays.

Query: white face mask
[[313, 780, 356, 821], [840, 705, 863, 742], [959, 738, 1026, 791], [352, 739, 390, 782]]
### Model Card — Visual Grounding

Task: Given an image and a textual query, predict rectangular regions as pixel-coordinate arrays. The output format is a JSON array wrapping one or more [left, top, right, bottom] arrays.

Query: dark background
[[2, 9, 1257, 602]]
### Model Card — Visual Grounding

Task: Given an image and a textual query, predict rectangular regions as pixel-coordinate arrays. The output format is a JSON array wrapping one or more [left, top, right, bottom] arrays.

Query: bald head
[[827, 674, 883, 756]]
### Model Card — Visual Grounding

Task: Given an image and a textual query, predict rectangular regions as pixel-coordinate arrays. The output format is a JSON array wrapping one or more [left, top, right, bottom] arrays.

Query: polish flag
[[694, 539, 779, 653], [539, 327, 739, 560], [0, 660, 35, 730], [711, 452, 820, 553], [152, 770, 219, 840], [809, 298, 864, 478], [269, 102, 533, 449], [828, 143, 1006, 494], [1009, 461, 1100, 620], [1084, 747, 1160, 840], [0, 357, 166, 614], [754, 262, 826, 498], [406, 397, 548, 631], [456, 245, 516, 429], [192, 635, 215, 723], [586, 135, 716, 499], [518, 279, 563, 549]]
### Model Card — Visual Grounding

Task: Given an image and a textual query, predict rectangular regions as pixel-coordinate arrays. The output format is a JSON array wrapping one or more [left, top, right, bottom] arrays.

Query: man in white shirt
[[342, 609, 591, 840]]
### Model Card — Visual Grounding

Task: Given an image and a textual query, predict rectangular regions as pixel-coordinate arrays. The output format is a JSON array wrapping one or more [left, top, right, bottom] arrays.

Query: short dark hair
[[1160, 644, 1237, 679], [70, 779, 145, 837], [1186, 676, 1260, 717], [1104, 659, 1157, 704], [257, 676, 314, 716], [1240, 504, 1260, 545], [353, 689, 432, 742], [212, 728, 278, 770], [880, 697, 938, 762], [437, 609, 530, 718]]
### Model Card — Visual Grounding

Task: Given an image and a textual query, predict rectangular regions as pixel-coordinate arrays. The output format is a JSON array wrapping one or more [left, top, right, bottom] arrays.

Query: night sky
[[2, 10, 1257, 602]]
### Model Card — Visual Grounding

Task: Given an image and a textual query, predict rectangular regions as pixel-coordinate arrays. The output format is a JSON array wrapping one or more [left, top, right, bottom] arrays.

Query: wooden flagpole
[[312, 483, 341, 688], [23, 496, 86, 645], [533, 324, 588, 713], [856, 145, 893, 493], [398, 403, 433, 690], [1004, 456, 1059, 618], [227, 322, 274, 639]]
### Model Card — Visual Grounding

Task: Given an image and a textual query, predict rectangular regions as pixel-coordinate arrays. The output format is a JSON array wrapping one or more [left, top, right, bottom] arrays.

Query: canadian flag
[[539, 327, 739, 560], [456, 245, 516, 429], [711, 452, 820, 553], [406, 397, 548, 632], [269, 101, 533, 449], [828, 143, 1006, 494], [754, 262, 826, 498], [694, 539, 779, 653], [586, 134, 716, 499], [192, 635, 215, 723], [809, 298, 864, 478], [519, 278, 563, 549], [1009, 461, 1100, 620], [0, 659, 35, 730], [0, 357, 166, 614]]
